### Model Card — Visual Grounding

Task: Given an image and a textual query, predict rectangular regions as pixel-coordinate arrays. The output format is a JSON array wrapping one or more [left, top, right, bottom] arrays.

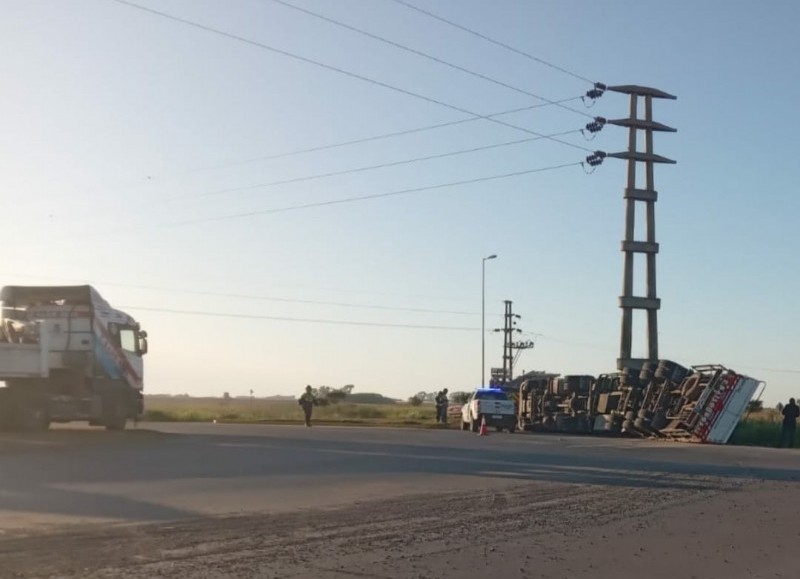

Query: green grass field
[[728, 409, 797, 447], [143, 398, 795, 446], [143, 397, 443, 427]]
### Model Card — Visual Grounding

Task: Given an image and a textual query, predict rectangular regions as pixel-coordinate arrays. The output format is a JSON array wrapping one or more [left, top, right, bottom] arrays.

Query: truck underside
[[0, 374, 142, 432]]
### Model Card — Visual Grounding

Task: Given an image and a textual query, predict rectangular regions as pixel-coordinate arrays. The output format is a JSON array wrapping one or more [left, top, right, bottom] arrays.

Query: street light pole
[[481, 254, 497, 387]]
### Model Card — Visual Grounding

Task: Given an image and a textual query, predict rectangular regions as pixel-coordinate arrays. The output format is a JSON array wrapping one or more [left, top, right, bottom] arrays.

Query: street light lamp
[[482, 254, 497, 387]]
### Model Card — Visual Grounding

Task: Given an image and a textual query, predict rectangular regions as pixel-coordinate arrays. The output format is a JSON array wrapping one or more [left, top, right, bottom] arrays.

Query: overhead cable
[[268, 0, 594, 119], [139, 99, 582, 183], [188, 129, 581, 199], [168, 161, 582, 225], [389, 0, 597, 85], [119, 305, 481, 331], [1, 272, 502, 312], [109, 0, 592, 153], [162, 99, 582, 178]]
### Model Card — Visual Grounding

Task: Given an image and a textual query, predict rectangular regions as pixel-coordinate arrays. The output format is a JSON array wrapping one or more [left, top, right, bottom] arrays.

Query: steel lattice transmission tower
[[594, 85, 677, 371]]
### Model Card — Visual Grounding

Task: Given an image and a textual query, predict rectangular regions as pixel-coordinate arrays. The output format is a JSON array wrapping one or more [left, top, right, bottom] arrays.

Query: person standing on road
[[435, 389, 449, 424], [299, 385, 317, 427], [779, 398, 799, 448]]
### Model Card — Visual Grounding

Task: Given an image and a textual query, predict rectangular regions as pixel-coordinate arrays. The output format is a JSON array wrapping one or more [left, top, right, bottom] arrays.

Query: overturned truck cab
[[0, 285, 148, 431]]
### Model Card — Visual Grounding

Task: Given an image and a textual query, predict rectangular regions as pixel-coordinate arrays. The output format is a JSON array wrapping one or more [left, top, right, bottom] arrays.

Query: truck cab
[[0, 285, 148, 431], [461, 387, 517, 433]]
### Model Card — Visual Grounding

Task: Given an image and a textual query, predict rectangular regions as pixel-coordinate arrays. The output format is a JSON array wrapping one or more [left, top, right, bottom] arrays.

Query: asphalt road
[[1, 422, 798, 530], [1, 423, 799, 578]]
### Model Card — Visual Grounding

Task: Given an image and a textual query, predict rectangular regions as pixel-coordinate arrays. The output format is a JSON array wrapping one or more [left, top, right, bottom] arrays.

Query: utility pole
[[586, 85, 676, 371], [494, 300, 521, 383], [503, 301, 514, 382]]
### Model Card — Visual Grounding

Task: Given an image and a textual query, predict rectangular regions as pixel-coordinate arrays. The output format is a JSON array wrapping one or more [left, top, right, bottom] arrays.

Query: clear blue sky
[[2, 0, 797, 403]]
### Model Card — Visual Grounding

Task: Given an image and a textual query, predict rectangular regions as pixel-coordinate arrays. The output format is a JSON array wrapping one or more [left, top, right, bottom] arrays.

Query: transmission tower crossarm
[[606, 151, 676, 164], [607, 85, 677, 100], [607, 118, 677, 132]]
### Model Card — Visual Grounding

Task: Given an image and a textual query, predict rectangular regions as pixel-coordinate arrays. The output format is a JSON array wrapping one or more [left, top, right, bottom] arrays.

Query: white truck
[[461, 387, 517, 433], [0, 285, 148, 431]]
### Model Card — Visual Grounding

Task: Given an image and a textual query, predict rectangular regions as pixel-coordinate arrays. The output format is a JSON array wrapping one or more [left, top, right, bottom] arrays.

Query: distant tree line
[[408, 391, 470, 406], [308, 384, 354, 406]]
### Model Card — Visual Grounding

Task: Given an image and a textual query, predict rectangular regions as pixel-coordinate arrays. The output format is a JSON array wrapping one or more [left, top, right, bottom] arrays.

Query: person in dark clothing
[[298, 385, 316, 427], [435, 389, 449, 424], [779, 398, 799, 448]]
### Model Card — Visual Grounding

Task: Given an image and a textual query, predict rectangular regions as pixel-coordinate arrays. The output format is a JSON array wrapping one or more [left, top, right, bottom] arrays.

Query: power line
[[390, 0, 597, 85], [141, 290, 483, 317], [119, 305, 481, 331], [152, 98, 581, 184], [142, 98, 582, 183], [109, 0, 593, 154], [169, 160, 582, 225], [187, 129, 581, 199], [1, 271, 515, 315], [267, 0, 593, 119]]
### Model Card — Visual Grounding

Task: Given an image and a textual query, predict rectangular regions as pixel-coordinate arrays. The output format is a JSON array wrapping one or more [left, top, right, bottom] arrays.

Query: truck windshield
[[474, 390, 508, 400], [119, 328, 137, 353]]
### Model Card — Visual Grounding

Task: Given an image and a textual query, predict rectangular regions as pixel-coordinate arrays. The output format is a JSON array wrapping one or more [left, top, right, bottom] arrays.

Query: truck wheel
[[23, 406, 50, 432], [460, 420, 468, 431], [5, 393, 49, 432], [103, 396, 128, 431], [10, 403, 50, 432], [651, 411, 668, 430]]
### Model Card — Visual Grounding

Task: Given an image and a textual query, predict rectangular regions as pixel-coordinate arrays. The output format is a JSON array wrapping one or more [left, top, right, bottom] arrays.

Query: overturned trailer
[[617, 362, 764, 443], [516, 361, 763, 444], [517, 373, 594, 434]]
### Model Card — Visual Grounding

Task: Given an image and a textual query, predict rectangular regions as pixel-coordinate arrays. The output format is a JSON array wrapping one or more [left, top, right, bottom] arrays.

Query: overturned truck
[[517, 361, 763, 444]]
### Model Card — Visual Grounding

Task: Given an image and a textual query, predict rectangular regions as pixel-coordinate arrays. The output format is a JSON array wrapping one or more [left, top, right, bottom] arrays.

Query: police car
[[460, 387, 517, 433]]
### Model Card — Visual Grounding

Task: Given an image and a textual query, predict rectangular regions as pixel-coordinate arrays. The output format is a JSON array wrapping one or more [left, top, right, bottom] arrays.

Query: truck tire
[[639, 362, 657, 383], [3, 392, 49, 432], [103, 395, 128, 431], [621, 370, 642, 388], [651, 411, 668, 430], [655, 360, 689, 384], [461, 420, 468, 431], [22, 406, 50, 432]]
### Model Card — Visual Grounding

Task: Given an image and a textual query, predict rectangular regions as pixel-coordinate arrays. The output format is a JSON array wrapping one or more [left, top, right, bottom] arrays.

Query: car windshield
[[474, 390, 508, 400]]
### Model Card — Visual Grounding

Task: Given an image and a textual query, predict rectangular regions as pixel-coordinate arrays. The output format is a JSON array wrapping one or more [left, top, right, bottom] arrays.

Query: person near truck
[[435, 389, 449, 424], [779, 398, 799, 448], [299, 385, 317, 427]]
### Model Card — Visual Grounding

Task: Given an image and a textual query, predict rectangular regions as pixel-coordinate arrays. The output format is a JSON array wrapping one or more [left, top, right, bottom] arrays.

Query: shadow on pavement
[[1, 426, 798, 523]]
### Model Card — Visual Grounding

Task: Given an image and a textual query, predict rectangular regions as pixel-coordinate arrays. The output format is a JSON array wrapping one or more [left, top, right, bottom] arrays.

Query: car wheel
[[471, 415, 481, 433]]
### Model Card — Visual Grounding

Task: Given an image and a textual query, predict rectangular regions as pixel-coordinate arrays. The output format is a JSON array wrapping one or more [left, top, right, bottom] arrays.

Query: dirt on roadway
[[1, 424, 799, 578], [2, 475, 797, 578]]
